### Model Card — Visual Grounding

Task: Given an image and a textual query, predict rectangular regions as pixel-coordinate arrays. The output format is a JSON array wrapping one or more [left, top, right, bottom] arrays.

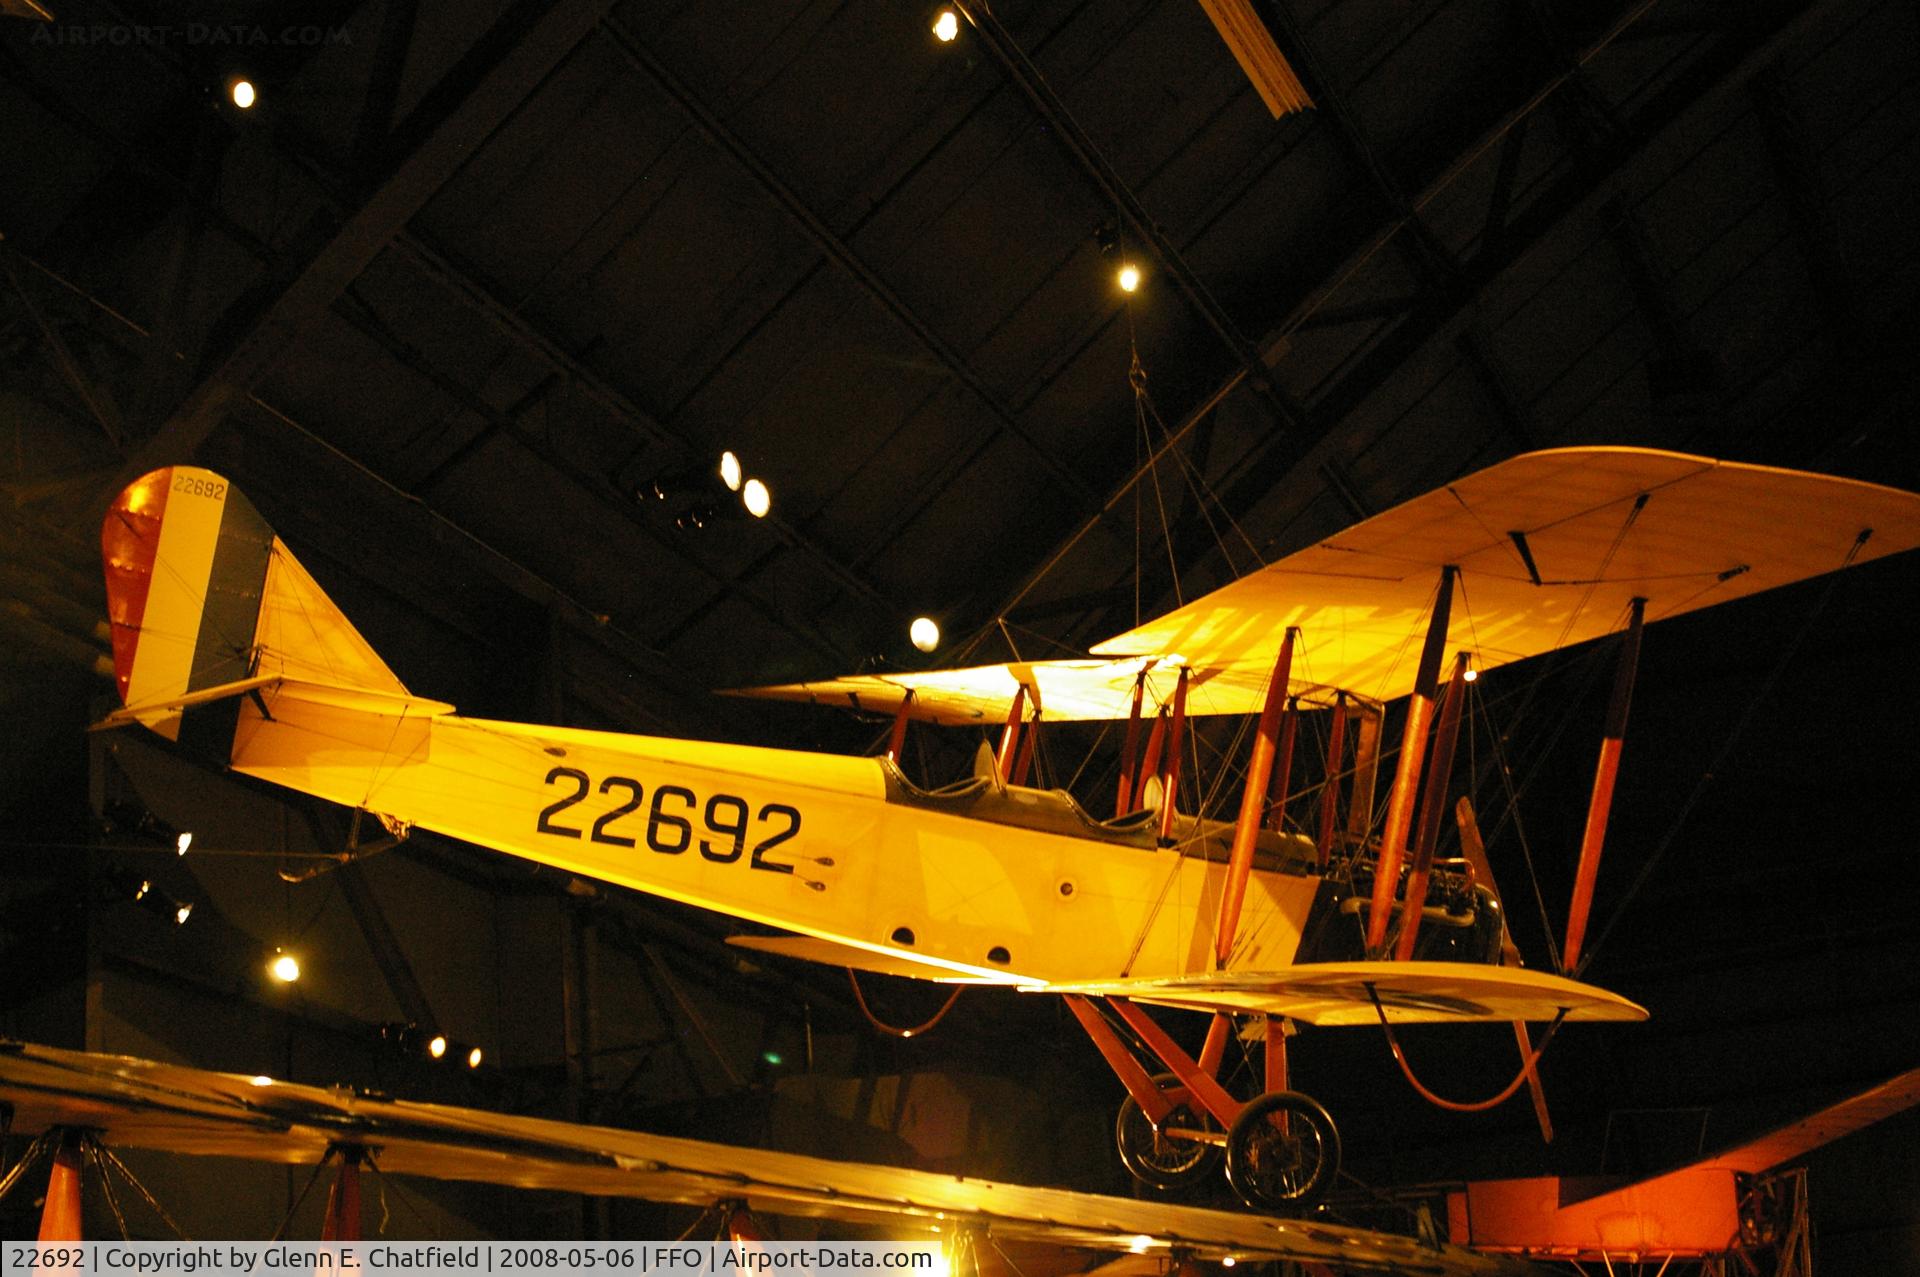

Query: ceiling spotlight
[[268, 951, 301, 984], [742, 477, 771, 519], [719, 450, 743, 492], [466, 1046, 484, 1069], [174, 902, 193, 925], [1117, 263, 1141, 293], [428, 1034, 448, 1060], [176, 831, 193, 855], [134, 879, 152, 901], [230, 79, 256, 110], [932, 8, 959, 41], [910, 617, 940, 653]]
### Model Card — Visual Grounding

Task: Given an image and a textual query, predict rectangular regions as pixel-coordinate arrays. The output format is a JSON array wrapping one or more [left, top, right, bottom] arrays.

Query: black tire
[[1115, 1072, 1223, 1189], [1223, 1090, 1340, 1211]]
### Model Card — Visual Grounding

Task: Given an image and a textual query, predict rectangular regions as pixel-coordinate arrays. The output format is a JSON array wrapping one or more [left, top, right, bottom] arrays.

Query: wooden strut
[[1266, 696, 1299, 833], [1316, 692, 1349, 869], [1217, 629, 1298, 967], [37, 1128, 84, 1241], [320, 1146, 364, 1241], [1114, 671, 1147, 815], [995, 683, 1026, 783], [885, 688, 915, 764], [1393, 651, 1472, 961], [1011, 709, 1039, 786], [1365, 566, 1457, 954], [1562, 597, 1647, 973], [1456, 797, 1555, 1142], [1132, 706, 1168, 814], [1156, 668, 1191, 845]]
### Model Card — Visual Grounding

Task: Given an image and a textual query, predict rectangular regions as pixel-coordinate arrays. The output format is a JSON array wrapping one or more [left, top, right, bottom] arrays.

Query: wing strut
[[1315, 693, 1349, 869], [1394, 651, 1472, 960], [1217, 628, 1298, 967], [885, 688, 915, 763], [1114, 671, 1147, 815], [1457, 797, 1555, 1143], [1366, 566, 1457, 954], [1156, 668, 1192, 845], [1563, 597, 1646, 973]]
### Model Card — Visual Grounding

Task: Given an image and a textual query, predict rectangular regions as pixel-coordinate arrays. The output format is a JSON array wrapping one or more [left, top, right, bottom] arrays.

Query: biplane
[[94, 448, 1920, 1212]]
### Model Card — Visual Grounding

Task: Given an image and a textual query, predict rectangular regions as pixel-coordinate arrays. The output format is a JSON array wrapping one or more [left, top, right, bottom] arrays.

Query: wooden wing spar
[[732, 448, 1920, 722]]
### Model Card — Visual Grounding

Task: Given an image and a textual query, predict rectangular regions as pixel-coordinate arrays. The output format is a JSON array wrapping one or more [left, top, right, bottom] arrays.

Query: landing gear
[[1223, 1090, 1341, 1211], [1114, 1073, 1221, 1189]]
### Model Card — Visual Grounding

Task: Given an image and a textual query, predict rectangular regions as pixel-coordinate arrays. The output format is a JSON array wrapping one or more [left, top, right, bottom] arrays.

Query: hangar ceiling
[[3, 0, 1919, 1232]]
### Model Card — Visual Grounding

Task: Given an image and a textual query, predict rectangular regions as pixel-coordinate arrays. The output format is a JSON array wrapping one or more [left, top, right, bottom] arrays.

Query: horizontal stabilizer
[[93, 676, 453, 731], [1036, 961, 1648, 1026]]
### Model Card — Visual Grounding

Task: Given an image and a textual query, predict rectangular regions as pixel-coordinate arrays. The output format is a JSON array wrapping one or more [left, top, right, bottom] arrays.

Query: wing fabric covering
[[733, 449, 1920, 721], [1037, 961, 1648, 1026]]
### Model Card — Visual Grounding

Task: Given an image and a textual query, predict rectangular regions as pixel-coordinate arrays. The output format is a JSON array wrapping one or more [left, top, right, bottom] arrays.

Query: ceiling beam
[[599, 16, 1101, 511], [123, 0, 617, 480], [1029, 0, 1842, 650], [950, 0, 1317, 439]]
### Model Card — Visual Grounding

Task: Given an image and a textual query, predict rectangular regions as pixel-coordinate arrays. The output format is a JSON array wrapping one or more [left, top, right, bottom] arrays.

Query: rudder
[[102, 466, 409, 753]]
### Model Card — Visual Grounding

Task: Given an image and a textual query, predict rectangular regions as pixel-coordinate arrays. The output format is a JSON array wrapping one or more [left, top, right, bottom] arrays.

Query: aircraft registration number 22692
[[534, 766, 803, 874]]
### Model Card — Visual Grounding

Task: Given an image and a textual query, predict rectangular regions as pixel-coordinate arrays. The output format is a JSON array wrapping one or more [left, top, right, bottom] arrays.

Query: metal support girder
[[600, 16, 1099, 510], [1749, 67, 1858, 347], [126, 0, 617, 479], [1038, 0, 1841, 648], [329, 291, 856, 667], [388, 236, 895, 624], [949, 0, 1315, 439], [1263, 4, 1465, 285]]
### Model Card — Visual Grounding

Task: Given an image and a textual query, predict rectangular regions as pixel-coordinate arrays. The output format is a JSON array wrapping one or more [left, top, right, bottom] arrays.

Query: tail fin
[[102, 467, 410, 750]]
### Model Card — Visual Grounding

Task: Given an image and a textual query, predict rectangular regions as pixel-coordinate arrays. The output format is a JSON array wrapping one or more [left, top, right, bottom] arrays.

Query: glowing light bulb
[[933, 9, 959, 41], [742, 477, 771, 518], [269, 952, 300, 983], [1221, 1259, 1236, 1269], [1463, 667, 1479, 682], [428, 1034, 448, 1060], [910, 617, 940, 653], [176, 831, 193, 855], [1127, 1236, 1154, 1254], [719, 450, 743, 491], [467, 1046, 483, 1069], [1117, 263, 1141, 293], [174, 902, 193, 925], [231, 80, 256, 110], [249, 1076, 274, 1087]]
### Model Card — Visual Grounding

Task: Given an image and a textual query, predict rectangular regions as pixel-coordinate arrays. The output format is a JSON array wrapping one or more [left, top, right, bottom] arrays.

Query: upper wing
[[1090, 447, 1920, 705], [727, 657, 1352, 725], [1036, 961, 1648, 1027], [731, 448, 1920, 721]]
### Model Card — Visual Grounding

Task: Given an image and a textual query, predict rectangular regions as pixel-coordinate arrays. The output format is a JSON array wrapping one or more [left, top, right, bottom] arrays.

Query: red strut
[[1562, 597, 1646, 973], [1316, 693, 1350, 869], [1217, 629, 1297, 967], [1365, 566, 1457, 954], [1394, 650, 1471, 961]]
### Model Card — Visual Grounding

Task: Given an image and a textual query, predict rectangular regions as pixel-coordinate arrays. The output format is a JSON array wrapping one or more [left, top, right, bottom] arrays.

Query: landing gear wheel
[[1115, 1073, 1222, 1189], [1223, 1090, 1340, 1211]]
